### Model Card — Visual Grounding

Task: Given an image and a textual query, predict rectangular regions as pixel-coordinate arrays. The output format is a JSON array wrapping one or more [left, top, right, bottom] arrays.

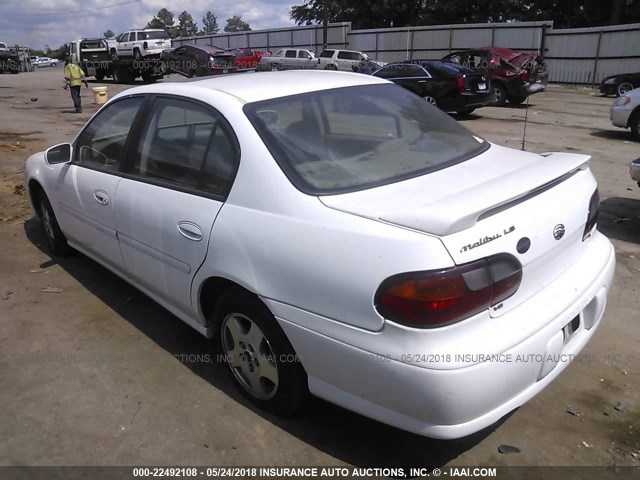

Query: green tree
[[177, 11, 198, 37], [147, 8, 176, 37], [201, 10, 220, 35], [224, 15, 252, 32], [103, 29, 115, 38]]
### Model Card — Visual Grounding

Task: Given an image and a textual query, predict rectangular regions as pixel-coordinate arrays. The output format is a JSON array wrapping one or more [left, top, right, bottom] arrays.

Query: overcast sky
[[0, 0, 296, 51]]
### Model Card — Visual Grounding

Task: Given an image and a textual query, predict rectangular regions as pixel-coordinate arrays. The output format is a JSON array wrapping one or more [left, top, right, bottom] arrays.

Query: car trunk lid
[[320, 143, 597, 318]]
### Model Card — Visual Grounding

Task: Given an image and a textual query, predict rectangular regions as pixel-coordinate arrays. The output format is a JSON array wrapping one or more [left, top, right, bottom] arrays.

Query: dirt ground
[[0, 67, 639, 469]]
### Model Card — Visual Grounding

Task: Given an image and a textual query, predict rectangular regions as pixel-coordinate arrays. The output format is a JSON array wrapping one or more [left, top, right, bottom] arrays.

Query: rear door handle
[[177, 221, 203, 242], [94, 189, 109, 205]]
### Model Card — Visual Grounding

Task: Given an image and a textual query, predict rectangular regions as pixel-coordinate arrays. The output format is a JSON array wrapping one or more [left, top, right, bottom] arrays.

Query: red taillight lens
[[457, 76, 465, 93], [375, 254, 522, 328], [520, 69, 530, 82], [583, 189, 599, 240]]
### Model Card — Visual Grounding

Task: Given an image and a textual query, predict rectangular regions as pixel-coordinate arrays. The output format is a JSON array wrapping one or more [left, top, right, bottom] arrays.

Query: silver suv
[[258, 49, 319, 70], [318, 49, 370, 71], [112, 29, 171, 59]]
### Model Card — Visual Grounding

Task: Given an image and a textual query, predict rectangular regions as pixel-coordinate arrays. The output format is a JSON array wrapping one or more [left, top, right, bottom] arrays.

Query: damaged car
[[443, 47, 548, 106]]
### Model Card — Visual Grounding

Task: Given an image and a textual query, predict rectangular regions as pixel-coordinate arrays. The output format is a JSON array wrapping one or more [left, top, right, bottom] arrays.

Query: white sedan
[[25, 71, 615, 439], [610, 86, 640, 140]]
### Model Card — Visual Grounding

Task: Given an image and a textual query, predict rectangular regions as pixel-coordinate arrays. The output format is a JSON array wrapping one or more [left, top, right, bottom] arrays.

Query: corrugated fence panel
[[598, 30, 640, 58], [348, 33, 377, 52], [546, 58, 597, 83], [493, 27, 542, 50], [450, 28, 493, 49], [376, 30, 412, 53], [597, 58, 640, 82], [546, 33, 600, 58], [412, 28, 450, 50]]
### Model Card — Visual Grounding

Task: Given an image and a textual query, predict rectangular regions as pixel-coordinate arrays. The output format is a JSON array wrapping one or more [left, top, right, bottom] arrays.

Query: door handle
[[93, 189, 109, 205], [177, 221, 203, 242]]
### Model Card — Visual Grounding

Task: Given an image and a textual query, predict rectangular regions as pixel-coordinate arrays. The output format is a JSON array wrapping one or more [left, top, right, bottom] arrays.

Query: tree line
[[103, 8, 251, 40], [290, 0, 640, 29]]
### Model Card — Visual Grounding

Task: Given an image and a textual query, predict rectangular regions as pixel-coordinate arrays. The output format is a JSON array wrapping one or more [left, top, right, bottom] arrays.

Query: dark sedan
[[372, 60, 494, 114], [161, 44, 236, 78], [600, 72, 640, 97]]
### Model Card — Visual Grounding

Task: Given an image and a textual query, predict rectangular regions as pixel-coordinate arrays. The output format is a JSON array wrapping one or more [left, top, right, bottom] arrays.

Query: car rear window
[[244, 84, 488, 194], [143, 31, 169, 40]]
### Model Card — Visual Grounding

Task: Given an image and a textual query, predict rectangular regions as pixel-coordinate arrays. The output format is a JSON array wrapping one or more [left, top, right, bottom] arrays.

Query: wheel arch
[[27, 178, 46, 217], [198, 276, 261, 331]]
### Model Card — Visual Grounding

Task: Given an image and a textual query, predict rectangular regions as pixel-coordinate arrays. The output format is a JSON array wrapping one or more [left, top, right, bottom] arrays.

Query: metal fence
[[175, 21, 640, 85]]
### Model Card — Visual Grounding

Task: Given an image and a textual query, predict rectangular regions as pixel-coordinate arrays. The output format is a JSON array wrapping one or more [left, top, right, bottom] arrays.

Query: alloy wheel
[[221, 312, 279, 400]]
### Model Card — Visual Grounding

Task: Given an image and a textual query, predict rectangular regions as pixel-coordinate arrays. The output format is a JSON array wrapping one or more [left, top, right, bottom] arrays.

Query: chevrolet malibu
[[25, 71, 615, 439]]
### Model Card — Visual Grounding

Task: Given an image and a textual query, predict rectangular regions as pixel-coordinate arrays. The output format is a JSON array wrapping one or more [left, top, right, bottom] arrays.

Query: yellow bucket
[[92, 86, 108, 105]]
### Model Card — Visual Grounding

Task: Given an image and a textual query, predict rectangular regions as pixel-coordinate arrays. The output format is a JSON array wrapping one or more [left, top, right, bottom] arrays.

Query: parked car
[[318, 49, 372, 71], [258, 48, 318, 70], [600, 72, 640, 97], [33, 57, 56, 68], [373, 60, 494, 114], [112, 29, 171, 59], [231, 48, 271, 70], [25, 70, 614, 440], [0, 42, 8, 52], [161, 44, 236, 78], [631, 158, 640, 186], [443, 47, 548, 106], [610, 87, 640, 140]]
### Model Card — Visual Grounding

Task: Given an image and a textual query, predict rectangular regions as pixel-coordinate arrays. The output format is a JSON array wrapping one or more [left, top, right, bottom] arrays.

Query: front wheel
[[617, 82, 634, 97], [216, 290, 309, 416], [39, 193, 73, 257], [423, 95, 438, 108]]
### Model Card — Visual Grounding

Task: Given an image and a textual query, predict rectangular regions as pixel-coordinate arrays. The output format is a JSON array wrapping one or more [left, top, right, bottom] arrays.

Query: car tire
[[39, 193, 73, 257], [616, 82, 634, 97], [325, 64, 337, 70], [215, 289, 309, 417], [507, 94, 528, 105], [629, 111, 640, 141], [134, 49, 143, 62], [110, 49, 118, 61], [492, 84, 507, 106], [423, 95, 438, 107]]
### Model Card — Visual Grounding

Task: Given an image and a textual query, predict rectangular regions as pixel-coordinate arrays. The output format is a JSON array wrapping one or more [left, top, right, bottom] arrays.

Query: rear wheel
[[325, 64, 337, 70], [423, 95, 438, 107], [216, 290, 309, 416], [492, 84, 507, 106], [110, 49, 118, 61], [39, 193, 73, 257], [617, 82, 634, 97]]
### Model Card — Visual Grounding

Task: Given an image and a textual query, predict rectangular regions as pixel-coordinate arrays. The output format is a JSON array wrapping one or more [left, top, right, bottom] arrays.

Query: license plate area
[[563, 315, 581, 344]]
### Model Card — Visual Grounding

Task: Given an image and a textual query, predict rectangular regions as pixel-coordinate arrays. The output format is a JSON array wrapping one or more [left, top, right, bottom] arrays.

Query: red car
[[231, 48, 271, 71], [443, 47, 548, 106]]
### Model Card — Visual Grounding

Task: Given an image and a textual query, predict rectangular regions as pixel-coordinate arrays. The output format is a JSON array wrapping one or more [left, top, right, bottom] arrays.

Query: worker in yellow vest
[[63, 56, 89, 113]]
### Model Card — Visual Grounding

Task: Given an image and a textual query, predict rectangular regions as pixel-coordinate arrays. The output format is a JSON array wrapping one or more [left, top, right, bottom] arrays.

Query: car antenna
[[521, 0, 539, 151]]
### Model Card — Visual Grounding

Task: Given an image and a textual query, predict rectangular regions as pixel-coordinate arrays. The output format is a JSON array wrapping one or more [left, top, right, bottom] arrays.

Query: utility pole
[[323, 0, 328, 50]]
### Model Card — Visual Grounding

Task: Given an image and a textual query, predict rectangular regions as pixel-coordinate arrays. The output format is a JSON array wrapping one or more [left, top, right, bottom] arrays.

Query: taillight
[[583, 189, 599, 240], [375, 254, 522, 328], [457, 76, 465, 93], [520, 69, 530, 82]]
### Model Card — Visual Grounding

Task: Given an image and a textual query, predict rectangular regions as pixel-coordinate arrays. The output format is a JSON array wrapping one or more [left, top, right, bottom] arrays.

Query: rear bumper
[[272, 232, 615, 439], [441, 92, 495, 112]]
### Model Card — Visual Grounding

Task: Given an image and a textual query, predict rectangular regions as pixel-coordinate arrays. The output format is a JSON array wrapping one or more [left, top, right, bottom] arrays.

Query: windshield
[[244, 84, 488, 194]]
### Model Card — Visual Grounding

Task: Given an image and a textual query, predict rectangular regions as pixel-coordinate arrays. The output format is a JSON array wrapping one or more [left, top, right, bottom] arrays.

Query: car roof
[[181, 44, 228, 53], [115, 70, 387, 104]]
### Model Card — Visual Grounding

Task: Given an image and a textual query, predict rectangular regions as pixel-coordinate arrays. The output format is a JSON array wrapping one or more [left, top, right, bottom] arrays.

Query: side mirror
[[45, 143, 72, 165]]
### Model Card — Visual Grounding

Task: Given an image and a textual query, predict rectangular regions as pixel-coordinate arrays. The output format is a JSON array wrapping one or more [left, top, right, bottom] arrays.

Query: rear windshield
[[244, 84, 488, 194], [143, 31, 169, 40]]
